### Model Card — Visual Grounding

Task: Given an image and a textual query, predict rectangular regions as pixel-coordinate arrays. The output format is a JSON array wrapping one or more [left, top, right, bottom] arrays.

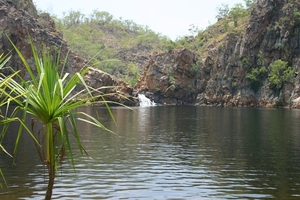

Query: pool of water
[[1, 106, 300, 199]]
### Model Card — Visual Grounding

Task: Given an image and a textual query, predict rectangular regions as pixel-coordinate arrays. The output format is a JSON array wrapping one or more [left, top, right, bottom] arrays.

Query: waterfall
[[138, 94, 156, 106]]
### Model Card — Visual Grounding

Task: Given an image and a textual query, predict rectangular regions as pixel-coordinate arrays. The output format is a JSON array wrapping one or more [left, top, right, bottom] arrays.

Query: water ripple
[[2, 107, 300, 199]]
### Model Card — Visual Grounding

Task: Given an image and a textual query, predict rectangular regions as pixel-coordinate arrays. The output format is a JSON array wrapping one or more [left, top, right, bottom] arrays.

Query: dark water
[[1, 106, 300, 199]]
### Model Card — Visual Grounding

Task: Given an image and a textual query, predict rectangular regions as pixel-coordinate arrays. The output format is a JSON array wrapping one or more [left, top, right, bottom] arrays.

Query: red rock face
[[134, 48, 199, 105], [3, 0, 300, 107], [0, 0, 138, 106], [135, 0, 300, 107]]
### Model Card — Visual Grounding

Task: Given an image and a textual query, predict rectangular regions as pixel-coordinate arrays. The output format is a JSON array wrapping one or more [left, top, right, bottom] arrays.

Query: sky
[[33, 0, 245, 40]]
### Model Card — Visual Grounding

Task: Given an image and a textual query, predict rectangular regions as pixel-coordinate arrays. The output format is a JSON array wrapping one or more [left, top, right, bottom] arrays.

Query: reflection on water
[[1, 106, 300, 199]]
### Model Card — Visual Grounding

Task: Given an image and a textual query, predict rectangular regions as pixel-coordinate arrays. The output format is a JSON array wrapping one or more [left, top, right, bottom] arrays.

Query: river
[[1, 106, 300, 199]]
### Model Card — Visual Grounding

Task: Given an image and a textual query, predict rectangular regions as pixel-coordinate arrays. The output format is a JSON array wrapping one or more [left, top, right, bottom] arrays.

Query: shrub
[[223, 20, 229, 31], [294, 8, 300, 26], [246, 66, 268, 92], [169, 76, 175, 82], [229, 3, 247, 27], [274, 42, 285, 51], [97, 58, 125, 74], [246, 66, 267, 82], [125, 62, 139, 85], [274, 99, 284, 107], [232, 81, 237, 88], [245, 51, 268, 92], [241, 57, 250, 69], [189, 63, 201, 76], [268, 59, 294, 89]]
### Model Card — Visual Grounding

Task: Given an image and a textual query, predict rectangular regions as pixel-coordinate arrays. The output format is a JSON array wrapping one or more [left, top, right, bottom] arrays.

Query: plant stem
[[45, 164, 55, 200], [45, 123, 55, 200]]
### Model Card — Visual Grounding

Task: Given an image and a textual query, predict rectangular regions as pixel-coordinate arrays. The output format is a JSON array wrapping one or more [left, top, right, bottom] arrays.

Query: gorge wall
[[0, 0, 138, 106], [134, 48, 199, 105], [135, 0, 300, 108], [2, 0, 300, 108]]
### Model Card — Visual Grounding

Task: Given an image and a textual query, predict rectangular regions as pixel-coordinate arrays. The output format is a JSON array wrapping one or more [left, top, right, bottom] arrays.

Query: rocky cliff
[[135, 0, 300, 108], [0, 0, 138, 106], [134, 48, 199, 105], [2, 0, 300, 108]]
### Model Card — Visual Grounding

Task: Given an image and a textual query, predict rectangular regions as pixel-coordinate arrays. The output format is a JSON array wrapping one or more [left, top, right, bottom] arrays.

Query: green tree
[[216, 3, 230, 19], [62, 10, 85, 28], [268, 59, 294, 89], [244, 0, 257, 9], [188, 24, 199, 36], [90, 10, 113, 25], [246, 66, 268, 92], [229, 3, 247, 27]]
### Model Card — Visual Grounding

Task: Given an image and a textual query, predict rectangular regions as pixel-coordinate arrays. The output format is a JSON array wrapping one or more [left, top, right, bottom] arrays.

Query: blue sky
[[33, 0, 245, 40]]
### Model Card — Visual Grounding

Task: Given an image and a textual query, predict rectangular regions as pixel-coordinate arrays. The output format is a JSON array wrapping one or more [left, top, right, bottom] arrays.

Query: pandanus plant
[[0, 53, 37, 188], [1, 39, 117, 200], [0, 52, 12, 189]]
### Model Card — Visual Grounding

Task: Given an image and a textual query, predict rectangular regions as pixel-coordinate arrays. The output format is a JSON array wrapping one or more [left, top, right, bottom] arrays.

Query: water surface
[[1, 106, 300, 199]]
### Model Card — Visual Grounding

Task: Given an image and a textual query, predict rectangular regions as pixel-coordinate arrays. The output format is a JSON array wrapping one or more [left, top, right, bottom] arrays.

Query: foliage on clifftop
[[30, 0, 300, 106], [175, 1, 255, 57], [37, 1, 254, 85], [40, 10, 174, 85]]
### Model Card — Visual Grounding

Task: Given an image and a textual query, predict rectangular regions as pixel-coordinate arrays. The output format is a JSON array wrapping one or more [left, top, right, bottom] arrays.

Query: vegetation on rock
[[268, 59, 294, 90], [44, 10, 174, 85], [175, 0, 255, 57], [40, 1, 254, 85], [246, 51, 268, 92], [29, 0, 300, 107]]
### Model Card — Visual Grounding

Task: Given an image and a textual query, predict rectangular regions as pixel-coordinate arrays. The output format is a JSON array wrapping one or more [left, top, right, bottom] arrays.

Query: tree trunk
[[45, 165, 55, 200]]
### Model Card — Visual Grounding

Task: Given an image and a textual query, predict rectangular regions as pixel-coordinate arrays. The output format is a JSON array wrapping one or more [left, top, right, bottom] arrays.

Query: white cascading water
[[138, 94, 156, 106]]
